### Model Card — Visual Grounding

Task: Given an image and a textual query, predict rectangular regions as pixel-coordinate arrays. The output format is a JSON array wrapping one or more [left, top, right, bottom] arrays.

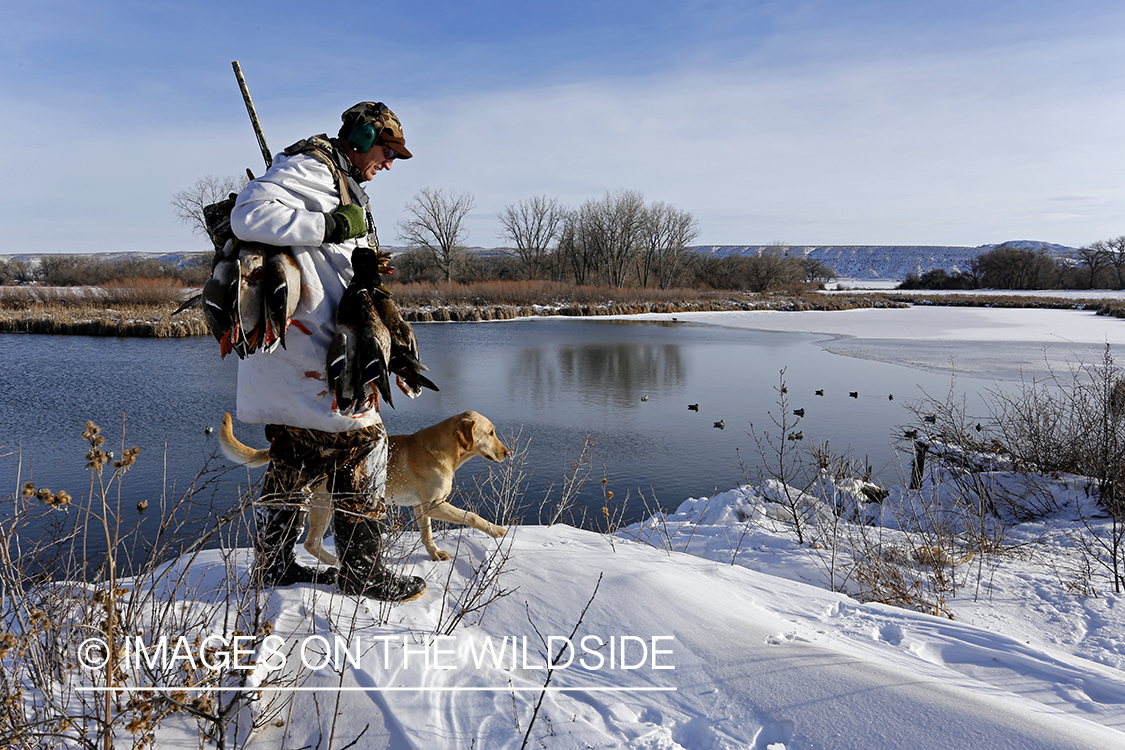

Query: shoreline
[[0, 289, 1122, 338]]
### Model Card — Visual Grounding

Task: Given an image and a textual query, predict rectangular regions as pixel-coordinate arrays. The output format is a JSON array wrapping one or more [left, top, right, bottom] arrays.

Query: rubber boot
[[253, 505, 335, 586], [335, 518, 426, 602]]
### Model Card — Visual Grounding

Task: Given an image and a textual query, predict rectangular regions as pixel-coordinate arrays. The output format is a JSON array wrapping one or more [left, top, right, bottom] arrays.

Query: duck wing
[[353, 291, 394, 413], [232, 246, 264, 359], [261, 250, 302, 353], [326, 289, 360, 414], [373, 293, 438, 398]]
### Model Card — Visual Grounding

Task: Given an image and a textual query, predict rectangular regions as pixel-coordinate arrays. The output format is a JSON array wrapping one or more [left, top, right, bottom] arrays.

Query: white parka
[[230, 149, 380, 433]]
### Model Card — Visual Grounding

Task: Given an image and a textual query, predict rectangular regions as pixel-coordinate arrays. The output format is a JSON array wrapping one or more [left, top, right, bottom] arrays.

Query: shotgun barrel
[[231, 61, 272, 169]]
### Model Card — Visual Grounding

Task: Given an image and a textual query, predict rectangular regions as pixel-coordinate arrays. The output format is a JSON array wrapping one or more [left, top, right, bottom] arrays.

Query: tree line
[[900, 238, 1125, 291], [0, 254, 209, 287], [164, 177, 835, 292], [393, 187, 834, 291]]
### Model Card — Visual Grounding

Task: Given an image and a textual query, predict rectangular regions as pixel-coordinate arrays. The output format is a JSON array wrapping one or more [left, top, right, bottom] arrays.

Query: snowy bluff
[[692, 239, 1078, 280]]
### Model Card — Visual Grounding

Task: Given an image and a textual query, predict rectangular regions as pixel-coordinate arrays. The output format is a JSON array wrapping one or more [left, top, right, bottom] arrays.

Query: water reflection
[[555, 342, 686, 407], [0, 320, 1014, 551]]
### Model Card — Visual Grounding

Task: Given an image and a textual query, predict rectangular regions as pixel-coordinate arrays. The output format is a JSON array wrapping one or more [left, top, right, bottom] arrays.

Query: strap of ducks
[[199, 137, 372, 360], [202, 240, 300, 359], [326, 246, 438, 416]]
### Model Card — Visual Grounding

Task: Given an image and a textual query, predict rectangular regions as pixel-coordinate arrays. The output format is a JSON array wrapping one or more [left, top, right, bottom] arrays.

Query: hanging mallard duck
[[200, 240, 240, 358], [327, 246, 438, 416], [199, 239, 302, 360], [262, 250, 302, 353]]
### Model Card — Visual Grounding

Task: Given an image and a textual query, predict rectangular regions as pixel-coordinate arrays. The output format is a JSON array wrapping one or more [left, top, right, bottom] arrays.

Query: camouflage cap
[[341, 101, 413, 159]]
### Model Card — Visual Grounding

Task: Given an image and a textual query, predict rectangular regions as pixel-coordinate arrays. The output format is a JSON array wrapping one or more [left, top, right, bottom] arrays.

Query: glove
[[324, 203, 366, 243]]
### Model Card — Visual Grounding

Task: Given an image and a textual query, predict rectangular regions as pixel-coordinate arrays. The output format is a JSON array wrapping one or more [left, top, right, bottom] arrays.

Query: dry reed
[[0, 284, 206, 337], [2, 280, 1117, 339]]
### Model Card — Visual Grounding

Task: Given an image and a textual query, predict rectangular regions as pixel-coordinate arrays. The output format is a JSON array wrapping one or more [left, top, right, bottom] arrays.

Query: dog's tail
[[219, 412, 271, 468]]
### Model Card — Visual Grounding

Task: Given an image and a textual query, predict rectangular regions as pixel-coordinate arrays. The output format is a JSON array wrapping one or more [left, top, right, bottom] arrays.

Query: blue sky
[[1, 0, 1122, 255]]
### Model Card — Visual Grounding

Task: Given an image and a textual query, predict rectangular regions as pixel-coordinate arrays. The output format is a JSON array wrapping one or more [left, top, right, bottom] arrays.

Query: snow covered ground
[[136, 506, 1125, 750], [18, 305, 1125, 749]]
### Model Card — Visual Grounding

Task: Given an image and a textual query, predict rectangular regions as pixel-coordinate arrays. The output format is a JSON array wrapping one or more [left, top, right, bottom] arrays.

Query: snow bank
[[91, 490, 1123, 749]]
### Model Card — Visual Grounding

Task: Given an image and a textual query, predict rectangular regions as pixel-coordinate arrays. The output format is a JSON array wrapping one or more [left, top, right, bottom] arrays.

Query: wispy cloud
[[1, 1, 1122, 255]]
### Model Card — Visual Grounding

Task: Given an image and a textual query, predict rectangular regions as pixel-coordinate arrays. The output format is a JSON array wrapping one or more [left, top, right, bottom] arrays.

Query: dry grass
[[885, 291, 1120, 310], [389, 280, 740, 307], [100, 278, 189, 306], [1, 280, 1120, 338], [0, 284, 206, 337], [387, 280, 912, 321]]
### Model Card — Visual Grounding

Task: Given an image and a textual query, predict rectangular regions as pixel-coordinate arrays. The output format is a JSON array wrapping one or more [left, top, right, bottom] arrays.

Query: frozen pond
[[1, 307, 1116, 561]]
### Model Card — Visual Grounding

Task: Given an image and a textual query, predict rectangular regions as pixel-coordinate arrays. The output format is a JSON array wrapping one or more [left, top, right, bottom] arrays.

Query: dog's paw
[[429, 549, 453, 562], [487, 525, 507, 538]]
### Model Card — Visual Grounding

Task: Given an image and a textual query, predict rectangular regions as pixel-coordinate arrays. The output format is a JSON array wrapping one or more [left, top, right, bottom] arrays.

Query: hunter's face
[[350, 145, 396, 182]]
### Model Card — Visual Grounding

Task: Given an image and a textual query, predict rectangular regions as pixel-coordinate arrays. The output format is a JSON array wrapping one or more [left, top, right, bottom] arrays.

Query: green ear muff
[[348, 121, 377, 153], [346, 102, 389, 153]]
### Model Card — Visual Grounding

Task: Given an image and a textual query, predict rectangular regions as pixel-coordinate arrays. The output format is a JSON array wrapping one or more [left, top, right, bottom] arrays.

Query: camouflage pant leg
[[261, 423, 387, 522]]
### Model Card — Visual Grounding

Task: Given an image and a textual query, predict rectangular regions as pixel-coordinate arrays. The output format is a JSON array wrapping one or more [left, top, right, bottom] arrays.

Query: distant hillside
[[691, 241, 1079, 281], [2, 241, 1078, 282]]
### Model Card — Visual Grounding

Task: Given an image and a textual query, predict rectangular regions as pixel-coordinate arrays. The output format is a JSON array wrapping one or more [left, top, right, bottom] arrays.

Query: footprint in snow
[[752, 719, 795, 750], [877, 623, 905, 646], [670, 715, 717, 748], [766, 632, 810, 646]]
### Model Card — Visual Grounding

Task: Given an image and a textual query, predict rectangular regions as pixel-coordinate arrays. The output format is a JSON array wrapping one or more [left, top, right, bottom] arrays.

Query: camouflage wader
[[260, 422, 388, 521], [250, 423, 385, 587], [254, 423, 425, 601]]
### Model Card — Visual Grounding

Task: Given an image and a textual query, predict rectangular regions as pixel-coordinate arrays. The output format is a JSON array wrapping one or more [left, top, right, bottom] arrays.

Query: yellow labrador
[[218, 411, 509, 563]]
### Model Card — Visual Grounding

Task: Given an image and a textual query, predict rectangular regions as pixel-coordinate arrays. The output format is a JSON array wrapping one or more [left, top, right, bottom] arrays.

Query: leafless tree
[[1107, 236, 1125, 289], [635, 201, 699, 289], [397, 187, 476, 282], [744, 251, 800, 292], [561, 190, 645, 287], [1077, 241, 1113, 289], [497, 196, 564, 280], [555, 209, 594, 285], [596, 189, 645, 287], [972, 245, 1062, 289], [801, 257, 837, 284], [171, 174, 247, 238]]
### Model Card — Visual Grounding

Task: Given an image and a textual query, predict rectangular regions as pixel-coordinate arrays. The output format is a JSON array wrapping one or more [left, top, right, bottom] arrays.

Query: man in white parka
[[230, 102, 426, 602]]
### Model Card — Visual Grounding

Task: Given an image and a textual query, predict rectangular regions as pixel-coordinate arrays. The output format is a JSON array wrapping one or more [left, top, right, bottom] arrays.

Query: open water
[[0, 318, 1010, 565]]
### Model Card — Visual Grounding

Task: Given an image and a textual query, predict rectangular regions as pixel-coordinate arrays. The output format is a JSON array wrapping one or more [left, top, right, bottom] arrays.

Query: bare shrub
[[0, 421, 303, 749], [100, 278, 189, 306], [898, 347, 1125, 598], [743, 370, 825, 544]]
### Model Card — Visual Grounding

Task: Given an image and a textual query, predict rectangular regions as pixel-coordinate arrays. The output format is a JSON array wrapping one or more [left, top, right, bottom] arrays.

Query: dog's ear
[[455, 416, 476, 453]]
